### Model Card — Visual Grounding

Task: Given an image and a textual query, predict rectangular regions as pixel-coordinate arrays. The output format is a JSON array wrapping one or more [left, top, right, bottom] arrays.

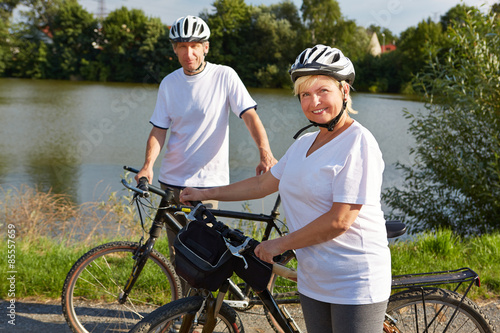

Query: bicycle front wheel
[[61, 241, 182, 333], [386, 287, 495, 333], [129, 296, 243, 333]]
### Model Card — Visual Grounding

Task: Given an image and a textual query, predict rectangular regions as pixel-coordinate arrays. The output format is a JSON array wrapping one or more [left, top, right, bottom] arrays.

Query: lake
[[0, 78, 425, 214]]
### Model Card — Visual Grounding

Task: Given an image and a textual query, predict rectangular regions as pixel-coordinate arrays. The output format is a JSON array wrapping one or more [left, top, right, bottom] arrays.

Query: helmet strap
[[186, 60, 206, 74], [293, 100, 347, 139]]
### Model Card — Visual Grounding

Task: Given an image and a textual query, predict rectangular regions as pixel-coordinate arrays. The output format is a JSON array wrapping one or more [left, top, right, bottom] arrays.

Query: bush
[[382, 7, 500, 235]]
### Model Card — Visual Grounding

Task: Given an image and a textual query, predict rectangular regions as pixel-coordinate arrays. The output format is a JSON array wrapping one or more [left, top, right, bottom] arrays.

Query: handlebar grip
[[137, 177, 149, 191], [123, 166, 140, 174], [272, 254, 285, 263]]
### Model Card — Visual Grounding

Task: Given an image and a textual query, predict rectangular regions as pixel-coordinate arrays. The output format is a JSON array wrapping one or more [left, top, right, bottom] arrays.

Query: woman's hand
[[179, 187, 205, 205], [254, 238, 286, 264]]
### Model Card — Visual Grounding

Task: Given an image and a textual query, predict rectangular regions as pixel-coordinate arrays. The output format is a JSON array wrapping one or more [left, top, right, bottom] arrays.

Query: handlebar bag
[[174, 219, 235, 291], [234, 253, 273, 292]]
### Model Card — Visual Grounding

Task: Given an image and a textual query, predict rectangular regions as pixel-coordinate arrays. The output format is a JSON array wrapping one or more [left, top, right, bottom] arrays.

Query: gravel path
[[1, 298, 498, 332]]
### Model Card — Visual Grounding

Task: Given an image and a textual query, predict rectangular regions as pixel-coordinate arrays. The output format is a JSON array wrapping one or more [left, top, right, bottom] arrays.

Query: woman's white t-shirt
[[150, 62, 257, 187], [271, 121, 391, 305]]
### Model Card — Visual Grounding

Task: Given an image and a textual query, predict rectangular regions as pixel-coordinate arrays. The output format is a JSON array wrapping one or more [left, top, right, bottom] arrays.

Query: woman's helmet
[[169, 16, 210, 43], [289, 44, 355, 85]]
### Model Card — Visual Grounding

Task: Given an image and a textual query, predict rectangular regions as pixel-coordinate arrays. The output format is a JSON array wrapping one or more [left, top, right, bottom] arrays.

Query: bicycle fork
[[118, 222, 162, 304]]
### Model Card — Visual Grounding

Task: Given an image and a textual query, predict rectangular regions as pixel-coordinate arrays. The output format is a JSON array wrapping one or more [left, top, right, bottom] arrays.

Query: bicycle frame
[[119, 165, 288, 307]]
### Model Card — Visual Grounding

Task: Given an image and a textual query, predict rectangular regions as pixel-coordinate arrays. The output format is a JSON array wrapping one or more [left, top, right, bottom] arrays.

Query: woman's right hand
[[179, 187, 204, 205]]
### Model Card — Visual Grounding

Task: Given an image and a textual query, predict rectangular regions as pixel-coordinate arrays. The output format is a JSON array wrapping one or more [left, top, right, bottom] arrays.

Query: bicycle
[[61, 166, 298, 333], [128, 204, 495, 333]]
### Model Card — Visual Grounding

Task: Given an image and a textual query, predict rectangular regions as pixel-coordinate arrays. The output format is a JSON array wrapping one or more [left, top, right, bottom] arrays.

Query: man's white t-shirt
[[271, 121, 391, 305], [150, 62, 257, 187]]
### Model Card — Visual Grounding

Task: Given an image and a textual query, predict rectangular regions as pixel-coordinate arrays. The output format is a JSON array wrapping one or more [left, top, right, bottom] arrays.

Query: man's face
[[173, 42, 209, 75]]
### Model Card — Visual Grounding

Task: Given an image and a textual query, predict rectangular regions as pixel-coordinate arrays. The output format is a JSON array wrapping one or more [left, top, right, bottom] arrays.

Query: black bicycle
[[61, 166, 298, 333], [128, 205, 495, 333]]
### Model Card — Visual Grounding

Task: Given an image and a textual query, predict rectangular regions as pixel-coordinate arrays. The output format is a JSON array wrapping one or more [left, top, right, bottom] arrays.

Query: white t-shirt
[[271, 121, 391, 305], [150, 62, 257, 187]]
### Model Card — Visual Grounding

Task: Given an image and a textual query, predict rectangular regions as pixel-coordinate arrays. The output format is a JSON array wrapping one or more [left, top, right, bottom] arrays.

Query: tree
[[204, 0, 305, 88], [49, 1, 99, 80], [0, 1, 26, 76], [98, 7, 166, 82], [382, 7, 500, 236], [301, 0, 341, 45], [397, 18, 448, 85]]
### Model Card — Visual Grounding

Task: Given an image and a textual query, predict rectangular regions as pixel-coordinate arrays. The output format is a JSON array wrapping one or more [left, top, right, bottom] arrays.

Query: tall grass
[[1, 185, 499, 301], [1, 184, 141, 247]]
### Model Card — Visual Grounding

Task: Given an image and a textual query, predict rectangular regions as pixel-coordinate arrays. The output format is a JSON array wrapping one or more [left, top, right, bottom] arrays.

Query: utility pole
[[98, 0, 106, 21]]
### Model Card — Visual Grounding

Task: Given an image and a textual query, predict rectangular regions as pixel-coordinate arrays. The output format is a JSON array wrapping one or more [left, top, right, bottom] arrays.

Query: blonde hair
[[294, 75, 357, 114]]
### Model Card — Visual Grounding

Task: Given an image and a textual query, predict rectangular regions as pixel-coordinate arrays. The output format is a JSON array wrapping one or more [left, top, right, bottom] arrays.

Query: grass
[[1, 185, 499, 302]]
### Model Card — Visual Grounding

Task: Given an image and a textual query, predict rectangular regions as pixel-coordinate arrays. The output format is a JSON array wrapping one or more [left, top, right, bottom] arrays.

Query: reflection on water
[[0, 78, 424, 213]]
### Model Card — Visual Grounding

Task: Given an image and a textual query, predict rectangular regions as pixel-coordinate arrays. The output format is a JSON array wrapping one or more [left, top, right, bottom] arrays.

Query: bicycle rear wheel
[[386, 287, 495, 333], [61, 241, 182, 333], [129, 296, 243, 333]]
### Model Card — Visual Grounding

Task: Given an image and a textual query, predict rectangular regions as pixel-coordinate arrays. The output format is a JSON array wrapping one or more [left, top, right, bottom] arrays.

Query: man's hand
[[135, 168, 153, 184], [256, 149, 277, 175]]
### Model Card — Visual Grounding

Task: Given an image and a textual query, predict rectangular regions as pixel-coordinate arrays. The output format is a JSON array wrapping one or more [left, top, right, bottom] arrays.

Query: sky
[[77, 0, 497, 36]]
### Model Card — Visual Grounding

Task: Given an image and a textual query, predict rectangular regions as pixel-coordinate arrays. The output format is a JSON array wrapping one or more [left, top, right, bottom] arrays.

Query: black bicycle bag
[[174, 219, 235, 291]]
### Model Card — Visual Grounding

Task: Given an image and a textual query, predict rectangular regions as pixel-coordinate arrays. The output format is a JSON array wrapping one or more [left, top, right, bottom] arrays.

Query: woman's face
[[299, 76, 346, 124]]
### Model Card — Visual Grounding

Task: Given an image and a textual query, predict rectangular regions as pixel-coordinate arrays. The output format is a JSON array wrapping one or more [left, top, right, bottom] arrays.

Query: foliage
[[382, 6, 500, 236], [98, 7, 167, 82], [301, 0, 341, 45], [2, 0, 499, 94]]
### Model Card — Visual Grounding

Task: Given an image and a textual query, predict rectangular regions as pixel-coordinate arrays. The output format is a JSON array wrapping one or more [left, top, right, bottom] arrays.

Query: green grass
[[1, 185, 499, 302], [390, 229, 500, 300]]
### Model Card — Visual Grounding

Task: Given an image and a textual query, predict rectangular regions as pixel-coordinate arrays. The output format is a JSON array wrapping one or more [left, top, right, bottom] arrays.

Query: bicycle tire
[[264, 256, 302, 333], [61, 241, 182, 333], [129, 296, 244, 333], [386, 287, 495, 333]]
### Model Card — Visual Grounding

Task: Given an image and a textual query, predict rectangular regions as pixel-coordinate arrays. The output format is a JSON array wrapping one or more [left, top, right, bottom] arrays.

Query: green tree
[[98, 7, 166, 82], [204, 0, 305, 88], [301, 0, 341, 45], [397, 18, 448, 85], [0, 1, 26, 76], [49, 1, 99, 79], [382, 7, 500, 235], [203, 0, 252, 70]]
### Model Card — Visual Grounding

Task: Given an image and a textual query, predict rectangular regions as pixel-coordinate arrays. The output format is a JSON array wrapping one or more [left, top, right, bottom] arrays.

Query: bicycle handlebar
[[190, 203, 286, 263], [123, 165, 202, 206]]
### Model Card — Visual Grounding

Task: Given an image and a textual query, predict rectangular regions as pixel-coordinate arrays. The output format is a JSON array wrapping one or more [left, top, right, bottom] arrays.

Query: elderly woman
[[180, 44, 391, 333]]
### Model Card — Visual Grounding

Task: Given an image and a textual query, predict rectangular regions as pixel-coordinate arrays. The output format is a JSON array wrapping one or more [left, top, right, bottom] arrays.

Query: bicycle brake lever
[[186, 203, 205, 221], [225, 238, 251, 269]]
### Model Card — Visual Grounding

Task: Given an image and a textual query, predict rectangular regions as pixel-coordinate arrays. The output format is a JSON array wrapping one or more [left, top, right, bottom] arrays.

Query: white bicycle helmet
[[289, 44, 355, 85], [169, 15, 210, 43]]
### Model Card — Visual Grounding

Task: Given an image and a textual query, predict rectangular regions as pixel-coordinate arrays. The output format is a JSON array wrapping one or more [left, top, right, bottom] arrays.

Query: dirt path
[[1, 298, 498, 332]]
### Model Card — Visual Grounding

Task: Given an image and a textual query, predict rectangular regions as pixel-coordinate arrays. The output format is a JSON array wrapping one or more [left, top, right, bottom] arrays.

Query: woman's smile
[[312, 107, 327, 115]]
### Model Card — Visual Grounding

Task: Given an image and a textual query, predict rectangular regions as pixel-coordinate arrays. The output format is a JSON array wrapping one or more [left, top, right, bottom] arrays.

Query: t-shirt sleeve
[[225, 67, 257, 117], [331, 135, 384, 206], [149, 79, 171, 129]]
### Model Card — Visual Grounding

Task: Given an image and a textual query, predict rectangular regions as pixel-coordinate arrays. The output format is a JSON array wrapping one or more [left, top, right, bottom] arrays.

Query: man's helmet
[[289, 44, 355, 85], [169, 15, 210, 43]]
